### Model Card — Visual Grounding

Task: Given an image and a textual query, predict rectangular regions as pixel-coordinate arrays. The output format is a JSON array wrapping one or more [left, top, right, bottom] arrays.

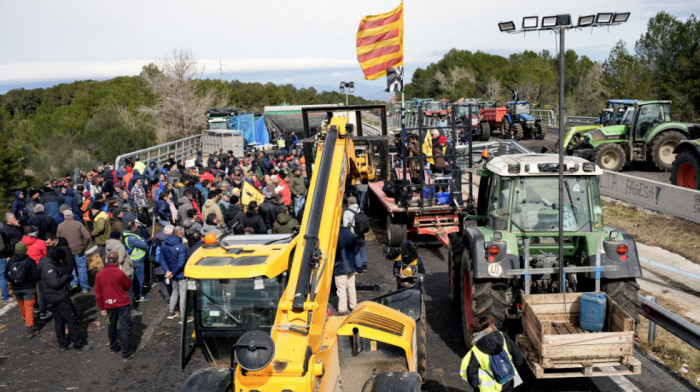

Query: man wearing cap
[[40, 247, 91, 352], [57, 209, 91, 293], [91, 202, 111, 263], [109, 207, 126, 234], [342, 197, 368, 273], [95, 251, 134, 360], [6, 242, 40, 338], [202, 190, 226, 230]]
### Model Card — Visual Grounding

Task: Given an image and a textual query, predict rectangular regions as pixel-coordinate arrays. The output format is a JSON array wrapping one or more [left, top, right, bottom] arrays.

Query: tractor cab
[[633, 102, 672, 140], [507, 101, 532, 117]]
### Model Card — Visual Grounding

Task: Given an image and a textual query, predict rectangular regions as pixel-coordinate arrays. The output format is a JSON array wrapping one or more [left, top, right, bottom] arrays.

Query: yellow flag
[[422, 132, 434, 165], [241, 181, 264, 211]]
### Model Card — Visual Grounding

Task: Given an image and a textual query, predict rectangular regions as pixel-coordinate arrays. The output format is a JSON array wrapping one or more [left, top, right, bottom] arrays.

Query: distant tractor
[[562, 99, 638, 154], [478, 100, 498, 110], [501, 101, 546, 141], [423, 100, 443, 118], [671, 139, 700, 189], [564, 100, 700, 172], [454, 101, 489, 141]]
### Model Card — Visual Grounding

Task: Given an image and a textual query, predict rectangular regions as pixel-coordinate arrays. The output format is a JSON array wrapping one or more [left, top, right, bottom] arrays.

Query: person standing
[[57, 210, 91, 293], [123, 221, 149, 303], [106, 231, 141, 316], [272, 206, 299, 234], [333, 226, 357, 316], [40, 249, 91, 352], [90, 202, 110, 263], [0, 213, 23, 303], [289, 166, 307, 217], [95, 251, 133, 360], [152, 225, 172, 307], [162, 226, 187, 320], [460, 315, 524, 392], [342, 196, 368, 273], [5, 242, 40, 338]]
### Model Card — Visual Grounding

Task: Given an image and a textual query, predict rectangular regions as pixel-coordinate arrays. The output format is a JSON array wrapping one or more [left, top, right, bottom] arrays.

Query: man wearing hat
[[40, 247, 91, 352], [91, 202, 111, 263], [6, 242, 40, 338], [95, 251, 134, 360], [202, 190, 226, 230]]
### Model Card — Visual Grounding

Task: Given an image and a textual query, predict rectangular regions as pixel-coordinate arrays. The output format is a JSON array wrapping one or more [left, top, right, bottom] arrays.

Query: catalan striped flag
[[356, 1, 404, 80]]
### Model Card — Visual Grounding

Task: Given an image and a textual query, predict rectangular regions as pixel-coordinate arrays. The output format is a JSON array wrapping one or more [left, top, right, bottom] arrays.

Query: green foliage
[[0, 110, 27, 209]]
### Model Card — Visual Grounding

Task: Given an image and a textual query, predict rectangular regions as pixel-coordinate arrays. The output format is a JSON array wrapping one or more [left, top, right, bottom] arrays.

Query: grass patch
[[602, 200, 700, 265]]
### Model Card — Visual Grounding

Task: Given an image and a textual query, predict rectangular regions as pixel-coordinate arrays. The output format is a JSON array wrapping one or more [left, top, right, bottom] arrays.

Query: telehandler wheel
[[593, 143, 626, 172], [386, 215, 407, 246], [535, 122, 546, 140], [180, 368, 232, 392], [509, 123, 524, 141], [447, 233, 463, 306], [671, 150, 700, 189], [651, 131, 686, 171], [478, 122, 491, 141], [500, 118, 510, 137], [602, 278, 640, 323], [416, 299, 427, 382]]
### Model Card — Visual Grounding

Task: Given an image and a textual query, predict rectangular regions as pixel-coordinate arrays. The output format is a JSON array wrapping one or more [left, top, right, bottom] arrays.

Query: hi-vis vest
[[123, 232, 146, 261], [459, 332, 517, 392]]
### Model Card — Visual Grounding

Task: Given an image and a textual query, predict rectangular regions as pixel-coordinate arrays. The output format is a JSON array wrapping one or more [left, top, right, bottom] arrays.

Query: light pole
[[498, 12, 630, 293], [339, 81, 354, 105]]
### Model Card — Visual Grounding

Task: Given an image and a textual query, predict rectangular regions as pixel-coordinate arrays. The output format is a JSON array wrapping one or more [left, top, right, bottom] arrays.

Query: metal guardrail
[[388, 113, 438, 129], [638, 294, 700, 351], [533, 109, 556, 125], [114, 134, 201, 168], [565, 116, 598, 125]]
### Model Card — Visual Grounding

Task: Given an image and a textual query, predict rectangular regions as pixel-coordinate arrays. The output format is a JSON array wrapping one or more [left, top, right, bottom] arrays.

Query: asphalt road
[[0, 229, 696, 391]]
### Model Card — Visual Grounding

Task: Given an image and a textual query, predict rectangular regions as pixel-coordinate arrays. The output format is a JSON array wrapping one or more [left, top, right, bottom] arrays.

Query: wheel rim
[[659, 141, 679, 165], [463, 268, 473, 330], [601, 150, 620, 168], [678, 162, 697, 188]]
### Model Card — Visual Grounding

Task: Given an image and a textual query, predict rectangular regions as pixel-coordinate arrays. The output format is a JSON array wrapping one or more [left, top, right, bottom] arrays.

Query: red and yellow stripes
[[356, 1, 403, 80]]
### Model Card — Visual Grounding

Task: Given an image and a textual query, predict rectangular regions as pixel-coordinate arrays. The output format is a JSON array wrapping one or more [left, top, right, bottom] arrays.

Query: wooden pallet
[[517, 334, 642, 379]]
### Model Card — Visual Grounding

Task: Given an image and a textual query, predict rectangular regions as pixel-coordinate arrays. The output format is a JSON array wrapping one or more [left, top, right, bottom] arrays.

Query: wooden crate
[[518, 292, 641, 379]]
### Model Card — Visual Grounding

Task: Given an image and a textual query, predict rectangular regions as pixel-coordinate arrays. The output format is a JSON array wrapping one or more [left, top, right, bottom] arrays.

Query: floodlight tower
[[339, 81, 354, 106], [498, 12, 630, 293]]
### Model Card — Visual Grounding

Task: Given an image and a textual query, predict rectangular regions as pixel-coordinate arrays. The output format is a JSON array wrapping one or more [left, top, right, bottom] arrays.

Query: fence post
[[647, 295, 657, 344]]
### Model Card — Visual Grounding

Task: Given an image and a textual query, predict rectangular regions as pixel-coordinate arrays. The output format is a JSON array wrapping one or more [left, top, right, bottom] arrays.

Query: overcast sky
[[1, 0, 698, 98]]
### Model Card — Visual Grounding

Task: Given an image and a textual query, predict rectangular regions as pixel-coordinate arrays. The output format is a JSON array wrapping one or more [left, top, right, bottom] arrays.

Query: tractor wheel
[[650, 131, 686, 171], [509, 123, 524, 141], [478, 122, 491, 141], [671, 150, 700, 189], [416, 299, 427, 382], [460, 252, 507, 346], [593, 143, 626, 172], [602, 278, 640, 323], [500, 118, 510, 137], [448, 233, 463, 306], [386, 215, 407, 246], [535, 122, 546, 140]]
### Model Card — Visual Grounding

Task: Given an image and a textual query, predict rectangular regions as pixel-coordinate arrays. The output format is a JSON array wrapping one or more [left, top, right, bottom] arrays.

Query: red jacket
[[21, 235, 47, 264], [94, 264, 132, 310]]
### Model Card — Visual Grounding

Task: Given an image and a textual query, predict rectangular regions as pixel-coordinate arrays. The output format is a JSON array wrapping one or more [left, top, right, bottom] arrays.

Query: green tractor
[[561, 99, 638, 153], [671, 139, 700, 190], [448, 154, 642, 343], [564, 100, 700, 172]]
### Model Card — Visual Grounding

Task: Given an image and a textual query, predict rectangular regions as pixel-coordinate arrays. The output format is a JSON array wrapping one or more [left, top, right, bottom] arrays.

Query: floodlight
[[522, 16, 538, 30], [339, 81, 345, 93], [578, 15, 595, 27], [613, 12, 630, 23], [556, 14, 572, 27], [498, 21, 516, 32], [349, 82, 354, 93], [542, 16, 558, 28], [596, 12, 613, 24]]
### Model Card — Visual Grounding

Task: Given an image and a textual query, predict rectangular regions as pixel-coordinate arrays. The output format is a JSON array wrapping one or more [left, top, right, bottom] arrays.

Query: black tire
[[478, 122, 491, 141], [671, 150, 700, 189], [448, 233, 463, 306], [535, 122, 546, 140], [416, 299, 427, 382], [180, 368, 232, 392], [510, 123, 524, 141], [602, 278, 640, 323], [650, 131, 686, 171], [386, 215, 406, 246], [593, 143, 626, 172], [500, 118, 510, 137], [460, 252, 474, 346]]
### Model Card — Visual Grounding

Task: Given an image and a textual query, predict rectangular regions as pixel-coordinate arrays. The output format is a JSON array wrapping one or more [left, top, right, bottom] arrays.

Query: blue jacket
[[161, 234, 187, 279], [155, 199, 172, 221], [143, 162, 159, 183], [333, 227, 356, 276], [12, 191, 29, 224], [40, 190, 63, 222], [64, 188, 82, 220]]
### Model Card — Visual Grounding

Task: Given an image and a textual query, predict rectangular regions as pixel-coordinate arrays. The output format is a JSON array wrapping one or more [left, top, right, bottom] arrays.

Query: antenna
[[219, 59, 225, 81]]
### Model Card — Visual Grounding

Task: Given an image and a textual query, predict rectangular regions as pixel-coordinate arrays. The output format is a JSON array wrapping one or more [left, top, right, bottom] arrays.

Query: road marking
[[0, 301, 17, 317], [600, 366, 642, 392]]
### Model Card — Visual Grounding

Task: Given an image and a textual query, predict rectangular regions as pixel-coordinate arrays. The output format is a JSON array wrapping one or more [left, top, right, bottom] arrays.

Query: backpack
[[349, 209, 370, 235], [7, 258, 29, 285], [488, 334, 515, 384]]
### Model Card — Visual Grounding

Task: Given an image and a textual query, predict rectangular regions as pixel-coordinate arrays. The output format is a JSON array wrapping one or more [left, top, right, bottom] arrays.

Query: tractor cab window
[[488, 177, 511, 229], [509, 177, 592, 232], [661, 104, 672, 122], [620, 106, 636, 125], [636, 104, 663, 137], [512, 102, 530, 115]]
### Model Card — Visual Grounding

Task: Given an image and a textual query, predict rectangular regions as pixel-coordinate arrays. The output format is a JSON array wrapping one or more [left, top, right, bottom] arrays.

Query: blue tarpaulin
[[235, 114, 256, 144], [254, 116, 270, 145]]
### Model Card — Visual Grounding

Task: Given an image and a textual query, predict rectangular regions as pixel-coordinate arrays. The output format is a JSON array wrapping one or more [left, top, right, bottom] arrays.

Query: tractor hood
[[520, 113, 536, 121]]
